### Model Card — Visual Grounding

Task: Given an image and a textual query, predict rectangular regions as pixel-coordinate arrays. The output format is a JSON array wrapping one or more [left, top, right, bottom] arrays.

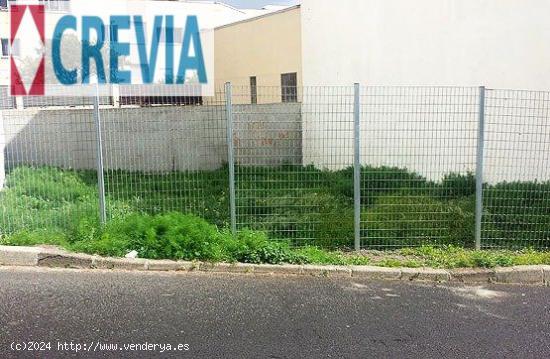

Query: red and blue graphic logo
[[10, 4, 45, 96], [7, 0, 212, 97]]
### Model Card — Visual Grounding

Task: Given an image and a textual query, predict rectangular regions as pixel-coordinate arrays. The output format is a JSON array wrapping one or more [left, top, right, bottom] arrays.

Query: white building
[[298, 0, 550, 182], [216, 0, 550, 92], [300, 0, 550, 90]]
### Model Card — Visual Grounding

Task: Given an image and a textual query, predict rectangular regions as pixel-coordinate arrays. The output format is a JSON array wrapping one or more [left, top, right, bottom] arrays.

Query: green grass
[[294, 245, 550, 269], [396, 246, 550, 269], [2, 224, 549, 268], [1, 165, 549, 251]]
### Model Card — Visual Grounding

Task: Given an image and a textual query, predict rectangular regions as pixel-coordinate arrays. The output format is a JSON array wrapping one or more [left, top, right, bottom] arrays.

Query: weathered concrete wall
[[99, 106, 227, 172], [233, 103, 302, 166], [3, 108, 98, 171], [1, 103, 302, 174]]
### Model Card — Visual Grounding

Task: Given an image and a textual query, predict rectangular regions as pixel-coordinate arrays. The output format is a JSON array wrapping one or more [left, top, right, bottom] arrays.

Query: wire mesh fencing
[[232, 86, 355, 247], [98, 86, 229, 229], [0, 87, 15, 110], [0, 85, 549, 250], [482, 89, 550, 249], [0, 91, 99, 237], [359, 87, 480, 248]]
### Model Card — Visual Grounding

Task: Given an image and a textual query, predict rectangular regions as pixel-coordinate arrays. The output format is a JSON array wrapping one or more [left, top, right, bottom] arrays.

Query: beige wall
[[213, 7, 302, 104]]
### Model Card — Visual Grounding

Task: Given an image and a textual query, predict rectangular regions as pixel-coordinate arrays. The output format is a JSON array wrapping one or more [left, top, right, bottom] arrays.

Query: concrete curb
[[1, 246, 549, 285]]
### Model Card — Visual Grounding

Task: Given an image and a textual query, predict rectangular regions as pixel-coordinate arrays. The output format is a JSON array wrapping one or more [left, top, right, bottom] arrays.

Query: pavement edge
[[1, 245, 548, 285]]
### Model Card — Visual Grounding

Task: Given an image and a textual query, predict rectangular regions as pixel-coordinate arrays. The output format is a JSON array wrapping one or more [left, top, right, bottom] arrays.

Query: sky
[[221, 0, 299, 9]]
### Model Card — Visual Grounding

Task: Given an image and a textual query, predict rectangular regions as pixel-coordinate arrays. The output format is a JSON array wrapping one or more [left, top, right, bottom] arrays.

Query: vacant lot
[[1, 165, 549, 250]]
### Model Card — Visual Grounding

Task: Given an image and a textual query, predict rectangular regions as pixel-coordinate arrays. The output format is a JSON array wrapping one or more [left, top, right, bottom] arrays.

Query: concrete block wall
[[99, 106, 228, 172], [233, 103, 302, 166], [0, 103, 303, 176], [2, 108, 99, 171]]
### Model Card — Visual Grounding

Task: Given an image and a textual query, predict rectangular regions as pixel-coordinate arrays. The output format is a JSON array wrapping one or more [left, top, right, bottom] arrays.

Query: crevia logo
[[10, 3, 45, 95], [10, 0, 214, 97]]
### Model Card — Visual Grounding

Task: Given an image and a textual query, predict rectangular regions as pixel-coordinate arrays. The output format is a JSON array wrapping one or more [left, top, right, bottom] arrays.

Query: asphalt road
[[0, 267, 549, 359]]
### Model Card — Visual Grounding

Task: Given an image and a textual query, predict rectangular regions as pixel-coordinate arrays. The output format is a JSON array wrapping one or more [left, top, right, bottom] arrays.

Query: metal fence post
[[475, 86, 486, 250], [93, 84, 107, 225], [225, 82, 237, 235], [353, 83, 361, 251]]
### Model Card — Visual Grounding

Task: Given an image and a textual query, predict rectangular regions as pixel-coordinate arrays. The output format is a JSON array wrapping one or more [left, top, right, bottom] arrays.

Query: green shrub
[[0, 229, 69, 247], [364, 194, 475, 247], [321, 167, 354, 198], [511, 249, 550, 266], [235, 239, 310, 265], [437, 172, 476, 199], [361, 166, 431, 206], [69, 212, 306, 264], [4, 166, 95, 202], [301, 193, 354, 248], [103, 167, 230, 228], [484, 181, 550, 247], [294, 246, 348, 265], [239, 192, 354, 248], [0, 188, 98, 235], [77, 213, 233, 261]]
